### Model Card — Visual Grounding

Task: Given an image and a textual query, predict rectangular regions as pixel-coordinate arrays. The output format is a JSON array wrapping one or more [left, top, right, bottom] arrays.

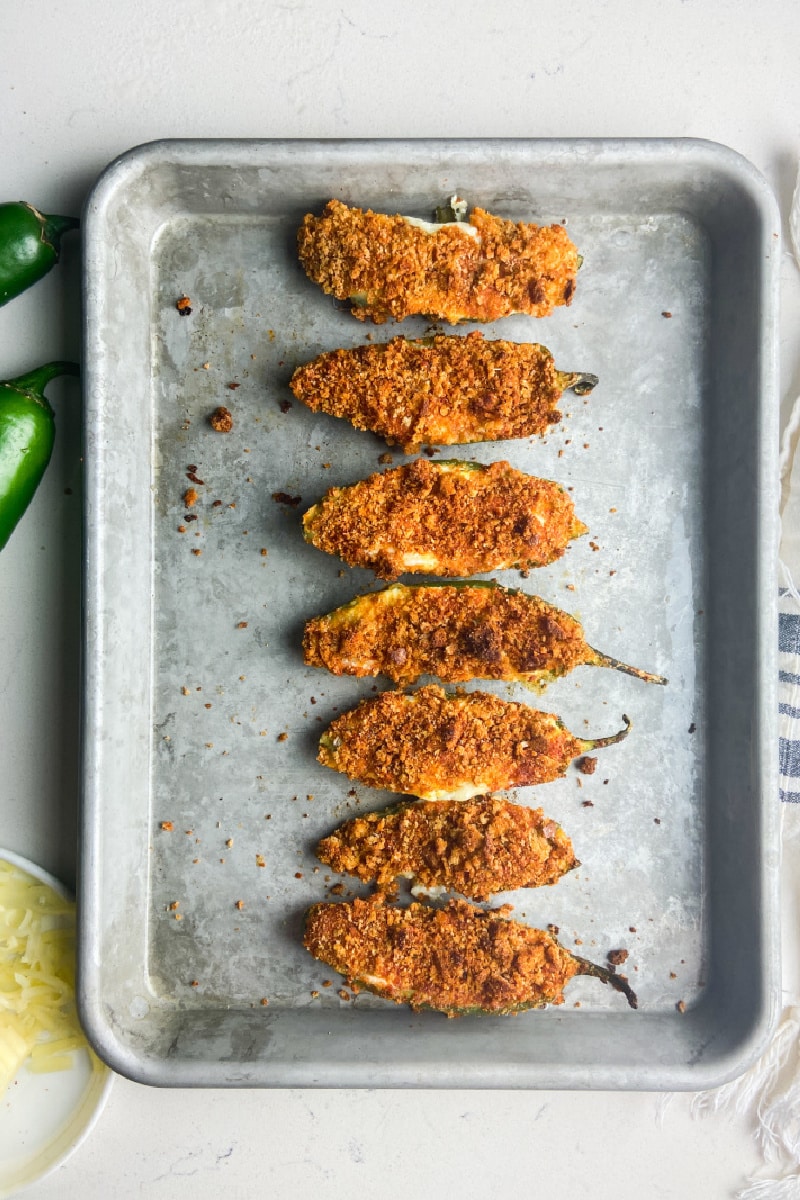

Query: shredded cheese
[[0, 859, 92, 1095]]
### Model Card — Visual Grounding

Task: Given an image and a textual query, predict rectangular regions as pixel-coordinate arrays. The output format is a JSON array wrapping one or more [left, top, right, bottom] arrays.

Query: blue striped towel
[[780, 586, 800, 802]]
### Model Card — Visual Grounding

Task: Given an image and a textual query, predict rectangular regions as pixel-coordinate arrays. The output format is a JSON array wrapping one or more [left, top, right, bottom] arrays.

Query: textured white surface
[[1, 0, 799, 1195]]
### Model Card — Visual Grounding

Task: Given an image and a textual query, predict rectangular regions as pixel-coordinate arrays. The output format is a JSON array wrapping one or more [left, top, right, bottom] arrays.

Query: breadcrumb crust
[[318, 684, 587, 800], [303, 896, 580, 1015], [297, 199, 579, 324], [290, 332, 566, 452], [303, 582, 594, 688], [316, 797, 577, 900], [302, 458, 586, 580]]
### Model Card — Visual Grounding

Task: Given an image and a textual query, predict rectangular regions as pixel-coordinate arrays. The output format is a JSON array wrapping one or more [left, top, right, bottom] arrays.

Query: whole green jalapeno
[[0, 362, 80, 550], [0, 202, 79, 307]]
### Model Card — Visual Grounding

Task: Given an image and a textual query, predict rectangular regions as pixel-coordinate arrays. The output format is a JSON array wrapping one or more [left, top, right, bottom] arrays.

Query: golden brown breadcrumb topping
[[317, 684, 597, 800], [297, 199, 579, 324], [290, 332, 570, 452], [303, 896, 580, 1015], [316, 797, 577, 900], [303, 583, 595, 688], [302, 458, 586, 580]]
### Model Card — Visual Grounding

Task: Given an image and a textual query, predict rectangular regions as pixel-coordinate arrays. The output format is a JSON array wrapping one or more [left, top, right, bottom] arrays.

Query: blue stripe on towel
[[780, 737, 800, 778], [780, 611, 800, 654]]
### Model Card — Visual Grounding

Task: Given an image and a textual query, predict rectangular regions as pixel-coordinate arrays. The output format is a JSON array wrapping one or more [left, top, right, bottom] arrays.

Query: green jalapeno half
[[0, 362, 80, 551]]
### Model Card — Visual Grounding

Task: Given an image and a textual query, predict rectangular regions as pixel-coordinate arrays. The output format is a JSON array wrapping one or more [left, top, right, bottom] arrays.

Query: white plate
[[0, 849, 112, 1198]]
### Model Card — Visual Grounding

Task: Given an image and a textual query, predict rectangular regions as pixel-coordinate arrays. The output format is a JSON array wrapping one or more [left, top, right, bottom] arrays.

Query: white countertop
[[2, 2, 800, 1196]]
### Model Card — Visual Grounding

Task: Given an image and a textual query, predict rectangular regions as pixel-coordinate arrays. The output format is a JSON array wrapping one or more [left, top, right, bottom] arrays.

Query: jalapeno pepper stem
[[4, 361, 80, 400], [589, 648, 667, 686], [581, 714, 631, 751], [573, 954, 638, 1009], [566, 371, 599, 396], [41, 213, 80, 244]]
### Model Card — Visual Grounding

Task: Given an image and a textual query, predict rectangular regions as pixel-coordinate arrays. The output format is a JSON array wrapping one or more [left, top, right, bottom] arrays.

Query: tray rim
[[78, 135, 781, 1090]]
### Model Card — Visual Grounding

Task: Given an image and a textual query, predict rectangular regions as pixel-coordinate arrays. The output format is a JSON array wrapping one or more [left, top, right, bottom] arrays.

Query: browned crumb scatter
[[295, 872, 303, 879], [277, 732, 288, 743], [318, 684, 628, 801], [184, 487, 199, 508], [310, 990, 320, 998], [290, 333, 593, 453], [272, 492, 302, 507], [190, 979, 199, 986], [192, 548, 202, 557], [260, 997, 269, 1006], [607, 948, 629, 966], [578, 756, 598, 775], [235, 900, 244, 910], [186, 467, 205, 485], [662, 311, 673, 318], [328, 883, 345, 896], [378, 452, 394, 464], [210, 405, 233, 433], [303, 896, 583, 1016], [302, 458, 585, 580], [279, 398, 292, 413], [236, 621, 248, 629], [160, 820, 174, 831], [256, 855, 266, 868], [303, 583, 617, 690], [176, 295, 192, 316], [316, 796, 577, 901], [228, 381, 240, 390], [297, 199, 580, 324], [676, 999, 686, 1013]]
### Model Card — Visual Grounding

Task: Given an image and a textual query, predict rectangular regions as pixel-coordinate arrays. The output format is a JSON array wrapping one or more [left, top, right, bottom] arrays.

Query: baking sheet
[[79, 138, 780, 1088]]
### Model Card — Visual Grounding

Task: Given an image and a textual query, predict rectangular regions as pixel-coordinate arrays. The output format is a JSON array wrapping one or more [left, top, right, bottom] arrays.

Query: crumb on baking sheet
[[176, 295, 192, 316], [210, 405, 233, 433], [607, 948, 629, 966], [272, 491, 302, 507], [578, 756, 598, 775], [277, 732, 288, 742], [160, 820, 174, 831], [184, 487, 199, 508]]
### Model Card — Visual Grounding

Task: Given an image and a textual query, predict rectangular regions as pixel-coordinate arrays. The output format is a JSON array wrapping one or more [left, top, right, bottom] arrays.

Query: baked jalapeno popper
[[297, 197, 580, 324], [302, 459, 586, 580], [316, 797, 577, 901], [289, 332, 598, 453], [304, 896, 638, 1016], [318, 684, 630, 801], [303, 581, 667, 691]]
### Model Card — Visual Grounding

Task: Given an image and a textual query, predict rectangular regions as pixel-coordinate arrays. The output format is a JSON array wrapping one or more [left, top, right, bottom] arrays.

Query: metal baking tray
[[79, 138, 780, 1089]]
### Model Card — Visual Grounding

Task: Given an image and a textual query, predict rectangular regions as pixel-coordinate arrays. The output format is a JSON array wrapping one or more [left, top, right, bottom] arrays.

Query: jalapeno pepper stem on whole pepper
[[0, 202, 80, 307], [0, 361, 80, 551]]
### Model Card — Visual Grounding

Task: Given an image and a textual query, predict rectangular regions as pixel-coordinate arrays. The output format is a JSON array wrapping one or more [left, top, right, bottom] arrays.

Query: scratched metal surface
[[79, 139, 780, 1088]]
